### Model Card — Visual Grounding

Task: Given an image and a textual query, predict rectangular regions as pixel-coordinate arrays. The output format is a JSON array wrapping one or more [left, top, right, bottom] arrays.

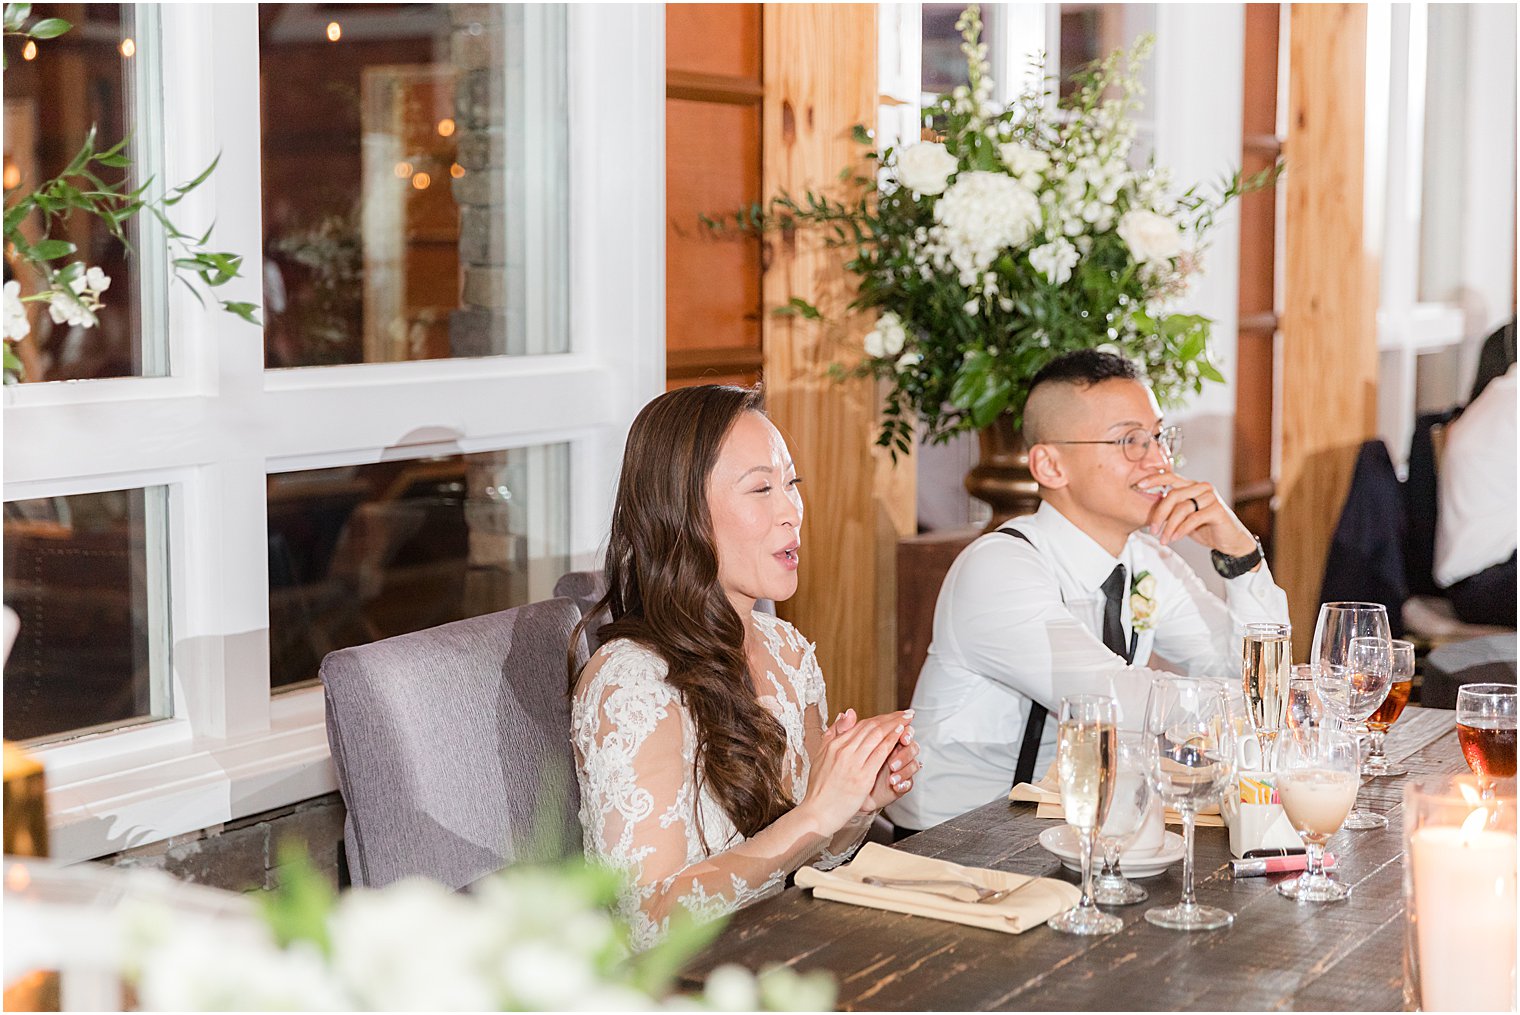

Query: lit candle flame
[[326, 21, 342, 42], [120, 38, 135, 58], [22, 39, 37, 60], [1460, 803, 1492, 844]]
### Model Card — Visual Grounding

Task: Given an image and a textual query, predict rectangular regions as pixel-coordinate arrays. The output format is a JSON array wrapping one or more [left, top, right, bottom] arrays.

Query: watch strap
[[1211, 538, 1264, 579]]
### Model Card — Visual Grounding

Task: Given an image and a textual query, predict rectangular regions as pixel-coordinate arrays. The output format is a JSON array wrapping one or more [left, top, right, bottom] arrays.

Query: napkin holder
[[1220, 770, 1303, 858]]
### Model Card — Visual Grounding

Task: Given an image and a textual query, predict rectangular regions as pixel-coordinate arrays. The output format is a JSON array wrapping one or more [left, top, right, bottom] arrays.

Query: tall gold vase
[[964, 412, 1041, 530]]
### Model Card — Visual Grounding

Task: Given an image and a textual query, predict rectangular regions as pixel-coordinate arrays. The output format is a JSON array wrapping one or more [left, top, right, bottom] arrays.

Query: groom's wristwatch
[[1211, 537, 1264, 579]]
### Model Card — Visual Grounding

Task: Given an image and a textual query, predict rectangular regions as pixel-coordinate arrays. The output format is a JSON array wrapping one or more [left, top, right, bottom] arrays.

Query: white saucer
[[1037, 825, 1185, 879]]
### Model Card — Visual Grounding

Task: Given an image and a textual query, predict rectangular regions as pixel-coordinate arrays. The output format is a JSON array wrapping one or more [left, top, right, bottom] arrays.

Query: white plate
[[1037, 825, 1185, 879]]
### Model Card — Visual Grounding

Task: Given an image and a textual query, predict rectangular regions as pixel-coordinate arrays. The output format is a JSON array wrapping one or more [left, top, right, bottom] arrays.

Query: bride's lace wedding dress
[[571, 612, 869, 950]]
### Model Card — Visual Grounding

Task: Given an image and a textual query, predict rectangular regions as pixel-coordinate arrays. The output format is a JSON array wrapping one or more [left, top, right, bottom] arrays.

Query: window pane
[[1058, 4, 1157, 102], [259, 4, 569, 368], [3, 5, 159, 383], [3, 488, 171, 742], [922, 3, 996, 100], [267, 444, 571, 690]]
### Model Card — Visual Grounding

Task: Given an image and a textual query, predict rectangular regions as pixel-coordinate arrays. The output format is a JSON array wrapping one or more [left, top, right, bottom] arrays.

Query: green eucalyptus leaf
[[221, 300, 263, 326], [4, 3, 33, 32], [28, 16, 70, 38], [29, 238, 76, 260]]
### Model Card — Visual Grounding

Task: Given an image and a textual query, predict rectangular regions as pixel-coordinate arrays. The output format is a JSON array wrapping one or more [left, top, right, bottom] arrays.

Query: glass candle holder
[[1402, 774, 1517, 1012]]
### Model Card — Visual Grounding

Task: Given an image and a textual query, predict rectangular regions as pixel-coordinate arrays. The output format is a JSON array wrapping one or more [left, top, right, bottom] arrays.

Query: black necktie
[[1101, 564, 1133, 663]]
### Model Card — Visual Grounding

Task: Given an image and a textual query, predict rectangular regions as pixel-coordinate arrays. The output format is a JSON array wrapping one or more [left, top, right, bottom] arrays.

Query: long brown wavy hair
[[568, 384, 795, 843]]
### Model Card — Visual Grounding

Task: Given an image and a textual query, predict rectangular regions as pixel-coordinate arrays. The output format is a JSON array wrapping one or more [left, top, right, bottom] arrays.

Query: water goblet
[[1143, 678, 1237, 932], [1363, 640, 1415, 777], [1275, 727, 1361, 902], [1049, 694, 1123, 935], [1284, 664, 1325, 733], [1093, 731, 1156, 906], [1313, 633, 1393, 829]]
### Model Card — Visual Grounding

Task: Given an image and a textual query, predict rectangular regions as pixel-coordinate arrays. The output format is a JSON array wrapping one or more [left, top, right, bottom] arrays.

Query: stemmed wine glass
[[1362, 640, 1415, 777], [1275, 727, 1360, 903], [1311, 602, 1393, 829], [1284, 664, 1325, 732], [1049, 694, 1123, 935], [1093, 731, 1156, 906], [1313, 636, 1393, 829], [1242, 622, 1292, 744], [1456, 683, 1519, 783], [1143, 678, 1237, 932]]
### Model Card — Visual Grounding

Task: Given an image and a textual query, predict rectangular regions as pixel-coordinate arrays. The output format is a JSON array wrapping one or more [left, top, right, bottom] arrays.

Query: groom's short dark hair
[[1022, 350, 1144, 446]]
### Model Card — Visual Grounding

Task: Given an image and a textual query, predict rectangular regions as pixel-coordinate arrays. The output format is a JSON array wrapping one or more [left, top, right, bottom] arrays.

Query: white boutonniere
[[1130, 570, 1158, 632]]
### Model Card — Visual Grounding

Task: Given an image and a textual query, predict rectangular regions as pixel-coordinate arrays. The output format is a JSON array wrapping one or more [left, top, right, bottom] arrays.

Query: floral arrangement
[[724, 6, 1275, 457], [2, 3, 258, 382], [117, 846, 835, 1012]]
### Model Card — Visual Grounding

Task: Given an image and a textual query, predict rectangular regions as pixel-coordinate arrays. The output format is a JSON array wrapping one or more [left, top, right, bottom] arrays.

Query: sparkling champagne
[[1458, 718, 1518, 779], [1242, 628, 1292, 738], [1057, 719, 1117, 830], [1366, 679, 1412, 733]]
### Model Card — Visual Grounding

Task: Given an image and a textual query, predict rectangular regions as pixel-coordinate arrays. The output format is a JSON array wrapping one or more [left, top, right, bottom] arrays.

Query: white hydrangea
[[998, 144, 1049, 179], [3, 280, 29, 341], [1029, 237, 1079, 285], [893, 142, 958, 196], [1117, 209, 1183, 263], [927, 171, 1040, 286]]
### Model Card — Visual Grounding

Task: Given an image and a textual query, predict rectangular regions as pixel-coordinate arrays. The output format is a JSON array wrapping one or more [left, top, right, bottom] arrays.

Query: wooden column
[[761, 4, 915, 719], [1278, 4, 1376, 655]]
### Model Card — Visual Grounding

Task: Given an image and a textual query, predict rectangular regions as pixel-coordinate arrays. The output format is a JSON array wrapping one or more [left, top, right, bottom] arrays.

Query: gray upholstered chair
[[319, 598, 586, 890], [553, 569, 776, 656]]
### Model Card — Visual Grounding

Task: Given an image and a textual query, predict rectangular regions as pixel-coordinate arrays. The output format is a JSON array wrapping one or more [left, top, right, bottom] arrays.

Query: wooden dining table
[[681, 706, 1466, 1011]]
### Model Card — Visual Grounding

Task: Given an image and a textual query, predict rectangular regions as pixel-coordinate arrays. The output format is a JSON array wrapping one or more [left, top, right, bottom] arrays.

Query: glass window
[[3, 488, 171, 742], [922, 3, 997, 102], [1058, 4, 1157, 101], [266, 444, 570, 690], [3, 4, 158, 383], [258, 4, 569, 368]]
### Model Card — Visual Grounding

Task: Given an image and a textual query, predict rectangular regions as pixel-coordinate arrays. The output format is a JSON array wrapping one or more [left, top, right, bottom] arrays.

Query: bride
[[569, 384, 920, 950]]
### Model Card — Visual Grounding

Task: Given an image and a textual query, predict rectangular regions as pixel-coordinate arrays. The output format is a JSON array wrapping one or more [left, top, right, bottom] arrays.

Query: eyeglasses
[[1047, 425, 1182, 463]]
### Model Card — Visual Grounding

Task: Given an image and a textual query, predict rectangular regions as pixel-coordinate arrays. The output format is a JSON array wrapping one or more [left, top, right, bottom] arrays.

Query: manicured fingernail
[[896, 723, 905, 733], [904, 729, 914, 743], [902, 780, 912, 790], [904, 709, 915, 717], [890, 760, 902, 772]]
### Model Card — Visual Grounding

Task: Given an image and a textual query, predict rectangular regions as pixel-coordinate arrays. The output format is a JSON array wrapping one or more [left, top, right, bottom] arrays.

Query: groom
[[885, 350, 1289, 834]]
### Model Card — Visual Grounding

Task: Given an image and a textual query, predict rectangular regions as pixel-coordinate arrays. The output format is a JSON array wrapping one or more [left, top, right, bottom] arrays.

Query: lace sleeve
[[573, 642, 830, 951], [795, 642, 871, 870]]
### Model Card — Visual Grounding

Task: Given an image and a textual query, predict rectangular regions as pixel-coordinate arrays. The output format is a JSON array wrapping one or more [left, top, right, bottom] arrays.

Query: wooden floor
[[682, 707, 1470, 1011]]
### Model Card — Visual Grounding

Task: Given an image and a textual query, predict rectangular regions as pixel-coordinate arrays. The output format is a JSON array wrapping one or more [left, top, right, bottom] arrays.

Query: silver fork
[[861, 874, 1045, 905]]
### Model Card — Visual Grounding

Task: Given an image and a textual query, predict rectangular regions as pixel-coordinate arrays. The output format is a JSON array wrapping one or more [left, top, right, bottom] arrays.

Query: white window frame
[[3, 2, 664, 863]]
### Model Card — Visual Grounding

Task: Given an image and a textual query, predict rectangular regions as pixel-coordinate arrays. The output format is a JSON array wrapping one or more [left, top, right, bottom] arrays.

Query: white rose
[[998, 143, 1050, 178], [895, 350, 921, 373], [894, 142, 958, 196], [3, 280, 30, 341], [863, 328, 886, 358], [876, 311, 907, 356], [1028, 238, 1079, 286], [1117, 209, 1183, 264], [1135, 573, 1157, 599]]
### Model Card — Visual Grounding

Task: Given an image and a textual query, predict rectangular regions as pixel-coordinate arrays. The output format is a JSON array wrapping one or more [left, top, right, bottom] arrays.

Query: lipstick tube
[[1229, 852, 1338, 878]]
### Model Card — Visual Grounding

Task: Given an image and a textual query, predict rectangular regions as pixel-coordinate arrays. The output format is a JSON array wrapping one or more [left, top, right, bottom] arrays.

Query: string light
[[22, 40, 36, 60], [450, 163, 465, 179], [119, 38, 135, 58], [411, 172, 431, 191], [393, 162, 413, 178], [3, 162, 20, 190], [437, 118, 456, 138], [326, 21, 342, 42]]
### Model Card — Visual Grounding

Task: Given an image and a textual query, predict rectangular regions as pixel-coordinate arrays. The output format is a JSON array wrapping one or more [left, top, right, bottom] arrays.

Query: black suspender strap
[[996, 526, 1049, 788]]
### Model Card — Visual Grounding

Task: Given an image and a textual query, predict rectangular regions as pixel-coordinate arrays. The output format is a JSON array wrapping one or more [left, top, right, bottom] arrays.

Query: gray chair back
[[319, 598, 585, 890], [553, 569, 777, 657]]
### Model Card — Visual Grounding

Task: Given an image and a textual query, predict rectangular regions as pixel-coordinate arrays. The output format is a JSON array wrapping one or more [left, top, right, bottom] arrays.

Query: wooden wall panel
[[1278, 4, 1376, 657], [666, 98, 763, 355], [762, 4, 915, 721], [667, 4, 762, 79]]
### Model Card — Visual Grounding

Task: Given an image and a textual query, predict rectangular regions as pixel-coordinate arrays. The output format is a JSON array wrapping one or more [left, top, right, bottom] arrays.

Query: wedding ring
[[1189, 497, 1200, 513]]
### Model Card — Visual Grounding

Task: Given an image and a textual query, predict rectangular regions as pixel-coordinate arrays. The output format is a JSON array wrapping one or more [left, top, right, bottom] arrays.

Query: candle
[[1404, 775, 1518, 1012], [1409, 827, 1517, 1010]]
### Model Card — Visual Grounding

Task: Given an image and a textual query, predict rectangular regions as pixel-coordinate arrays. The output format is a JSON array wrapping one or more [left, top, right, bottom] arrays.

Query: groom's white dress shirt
[[885, 501, 1289, 831]]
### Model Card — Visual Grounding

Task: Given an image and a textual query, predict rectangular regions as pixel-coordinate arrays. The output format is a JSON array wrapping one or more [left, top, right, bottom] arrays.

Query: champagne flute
[[1456, 683, 1518, 782], [1363, 640, 1415, 777], [1049, 694, 1122, 936], [1242, 622, 1292, 744], [1275, 727, 1360, 902], [1313, 637, 1393, 829], [1093, 732, 1156, 906], [1311, 603, 1393, 829], [1143, 678, 1237, 932]]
